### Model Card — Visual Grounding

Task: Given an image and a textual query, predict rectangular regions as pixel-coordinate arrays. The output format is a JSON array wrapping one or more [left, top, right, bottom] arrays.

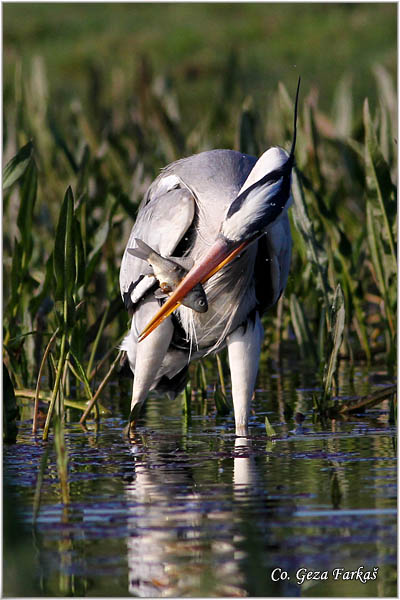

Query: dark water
[[3, 361, 397, 597]]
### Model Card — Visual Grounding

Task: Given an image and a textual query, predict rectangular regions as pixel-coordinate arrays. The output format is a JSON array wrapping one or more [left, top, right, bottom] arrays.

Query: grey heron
[[120, 80, 300, 435]]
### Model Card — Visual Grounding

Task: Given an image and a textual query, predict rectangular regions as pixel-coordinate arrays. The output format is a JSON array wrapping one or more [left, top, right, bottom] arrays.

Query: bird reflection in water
[[124, 434, 296, 597]]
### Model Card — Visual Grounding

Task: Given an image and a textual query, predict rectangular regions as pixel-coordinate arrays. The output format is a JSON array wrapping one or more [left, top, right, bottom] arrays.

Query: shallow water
[[3, 361, 397, 597]]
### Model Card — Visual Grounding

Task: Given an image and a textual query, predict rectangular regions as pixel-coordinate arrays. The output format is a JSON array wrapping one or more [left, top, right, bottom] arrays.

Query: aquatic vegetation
[[3, 57, 397, 435]]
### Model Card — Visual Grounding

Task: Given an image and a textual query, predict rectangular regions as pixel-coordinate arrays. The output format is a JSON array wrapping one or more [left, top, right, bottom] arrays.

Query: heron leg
[[226, 312, 263, 436], [127, 299, 174, 430]]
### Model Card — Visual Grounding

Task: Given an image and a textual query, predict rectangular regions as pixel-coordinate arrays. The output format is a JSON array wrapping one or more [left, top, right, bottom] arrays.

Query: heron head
[[220, 146, 293, 244], [241, 147, 291, 193]]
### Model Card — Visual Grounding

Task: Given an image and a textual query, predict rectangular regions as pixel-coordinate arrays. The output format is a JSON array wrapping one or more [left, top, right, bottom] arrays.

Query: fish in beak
[[127, 238, 208, 313], [137, 237, 249, 342]]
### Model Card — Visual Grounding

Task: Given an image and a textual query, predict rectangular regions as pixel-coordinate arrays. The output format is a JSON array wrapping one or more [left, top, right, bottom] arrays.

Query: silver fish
[[127, 238, 208, 313]]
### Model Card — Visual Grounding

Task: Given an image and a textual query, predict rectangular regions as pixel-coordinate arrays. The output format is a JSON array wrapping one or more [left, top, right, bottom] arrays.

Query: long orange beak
[[138, 237, 249, 342]]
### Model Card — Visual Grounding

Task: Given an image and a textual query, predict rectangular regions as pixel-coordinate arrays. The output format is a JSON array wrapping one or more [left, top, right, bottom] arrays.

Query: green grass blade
[[5, 158, 38, 350], [17, 159, 38, 255], [236, 97, 260, 156], [372, 64, 397, 132], [33, 328, 59, 434], [216, 353, 227, 397], [265, 415, 277, 437], [366, 203, 395, 338], [306, 103, 325, 193], [68, 349, 94, 401], [28, 252, 55, 318], [214, 383, 231, 416], [76, 145, 91, 199], [15, 388, 111, 414], [33, 445, 50, 523], [54, 186, 76, 302], [53, 187, 76, 328], [291, 169, 332, 323], [54, 417, 70, 505], [74, 217, 85, 291], [332, 74, 353, 138], [79, 350, 123, 425], [43, 332, 67, 440], [324, 284, 345, 399], [317, 307, 327, 369], [86, 305, 109, 379], [290, 293, 318, 364], [2, 141, 33, 190], [85, 220, 110, 285], [363, 99, 397, 264], [182, 382, 192, 417], [9, 240, 23, 312]]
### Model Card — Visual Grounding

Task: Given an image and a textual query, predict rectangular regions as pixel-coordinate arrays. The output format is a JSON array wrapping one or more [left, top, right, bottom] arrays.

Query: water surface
[[3, 361, 397, 597]]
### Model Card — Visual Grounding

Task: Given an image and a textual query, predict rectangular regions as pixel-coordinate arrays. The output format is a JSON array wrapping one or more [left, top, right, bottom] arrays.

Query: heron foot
[[123, 421, 136, 438], [123, 403, 143, 437]]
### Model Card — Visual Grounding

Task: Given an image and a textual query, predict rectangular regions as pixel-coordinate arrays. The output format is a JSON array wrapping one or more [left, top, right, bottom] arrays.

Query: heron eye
[[198, 299, 205, 306]]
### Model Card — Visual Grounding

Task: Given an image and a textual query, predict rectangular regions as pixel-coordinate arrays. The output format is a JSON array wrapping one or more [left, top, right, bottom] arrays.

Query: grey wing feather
[[120, 180, 195, 309]]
